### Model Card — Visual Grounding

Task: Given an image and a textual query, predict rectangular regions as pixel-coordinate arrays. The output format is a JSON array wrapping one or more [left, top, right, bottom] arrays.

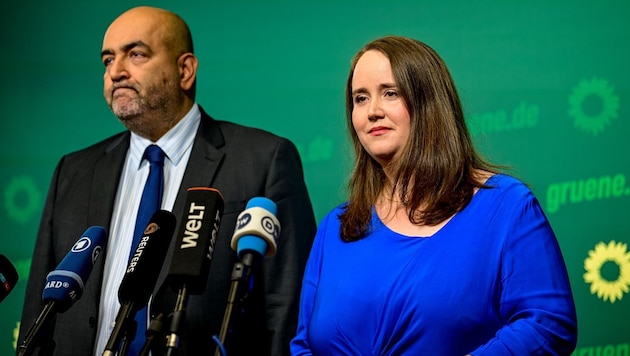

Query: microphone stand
[[165, 286, 189, 356], [17, 302, 56, 356], [118, 321, 137, 356], [103, 303, 137, 356], [214, 253, 257, 356], [139, 313, 165, 356]]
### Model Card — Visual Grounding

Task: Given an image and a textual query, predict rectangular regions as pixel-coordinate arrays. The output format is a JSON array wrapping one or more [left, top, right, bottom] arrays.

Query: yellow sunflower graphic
[[13, 321, 20, 350], [584, 240, 630, 303]]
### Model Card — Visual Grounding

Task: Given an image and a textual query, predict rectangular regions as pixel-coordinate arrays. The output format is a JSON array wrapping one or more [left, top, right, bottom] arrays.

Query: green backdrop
[[1, 1, 628, 354]]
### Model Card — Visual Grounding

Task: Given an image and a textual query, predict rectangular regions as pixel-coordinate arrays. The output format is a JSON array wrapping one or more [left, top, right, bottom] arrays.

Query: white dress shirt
[[94, 104, 201, 355]]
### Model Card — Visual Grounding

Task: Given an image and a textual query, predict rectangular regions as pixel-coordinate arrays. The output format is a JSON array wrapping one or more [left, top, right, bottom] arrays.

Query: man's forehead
[[102, 20, 165, 52]]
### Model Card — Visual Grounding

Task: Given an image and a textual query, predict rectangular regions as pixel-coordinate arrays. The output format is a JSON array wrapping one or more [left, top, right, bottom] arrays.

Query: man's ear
[[178, 52, 198, 91]]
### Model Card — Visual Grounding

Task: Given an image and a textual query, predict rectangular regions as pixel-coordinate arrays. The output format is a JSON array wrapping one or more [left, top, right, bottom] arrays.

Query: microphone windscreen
[[0, 254, 19, 303], [246, 196, 277, 214], [231, 197, 281, 258], [118, 210, 176, 308], [42, 226, 107, 311], [167, 187, 224, 294]]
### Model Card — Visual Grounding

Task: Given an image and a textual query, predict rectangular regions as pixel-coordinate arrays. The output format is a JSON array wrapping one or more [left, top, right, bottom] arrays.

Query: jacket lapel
[[154, 109, 226, 294], [86, 132, 130, 311]]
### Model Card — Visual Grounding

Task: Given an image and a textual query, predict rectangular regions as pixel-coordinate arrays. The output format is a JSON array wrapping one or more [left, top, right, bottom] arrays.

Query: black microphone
[[18, 226, 107, 356], [161, 187, 224, 355], [0, 254, 19, 303], [103, 210, 176, 356], [167, 187, 224, 293], [214, 197, 281, 356]]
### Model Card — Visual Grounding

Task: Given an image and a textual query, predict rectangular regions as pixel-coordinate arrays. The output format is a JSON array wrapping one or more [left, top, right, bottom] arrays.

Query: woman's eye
[[354, 95, 367, 104], [385, 90, 398, 98]]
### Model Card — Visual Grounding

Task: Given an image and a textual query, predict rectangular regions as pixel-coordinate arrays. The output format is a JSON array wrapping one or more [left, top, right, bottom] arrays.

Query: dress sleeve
[[290, 210, 333, 355], [471, 189, 577, 355]]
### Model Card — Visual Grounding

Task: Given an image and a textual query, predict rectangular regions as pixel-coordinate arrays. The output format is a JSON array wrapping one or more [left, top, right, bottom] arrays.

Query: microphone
[[167, 187, 224, 293], [18, 226, 107, 356], [162, 187, 224, 355], [104, 210, 176, 356], [230, 196, 281, 263], [214, 197, 281, 356], [0, 254, 19, 303]]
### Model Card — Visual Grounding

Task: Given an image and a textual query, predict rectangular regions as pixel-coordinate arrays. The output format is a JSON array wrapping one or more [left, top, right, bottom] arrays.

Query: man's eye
[[102, 57, 113, 67]]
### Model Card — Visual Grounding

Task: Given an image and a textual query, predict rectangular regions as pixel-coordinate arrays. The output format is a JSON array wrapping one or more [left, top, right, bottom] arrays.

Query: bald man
[[18, 6, 316, 356]]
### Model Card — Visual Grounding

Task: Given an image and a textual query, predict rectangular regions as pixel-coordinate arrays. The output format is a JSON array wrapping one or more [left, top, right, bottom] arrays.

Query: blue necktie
[[128, 144, 165, 355]]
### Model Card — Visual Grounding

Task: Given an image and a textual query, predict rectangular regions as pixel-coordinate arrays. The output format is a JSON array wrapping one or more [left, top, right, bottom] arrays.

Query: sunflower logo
[[3, 175, 41, 224], [583, 240, 630, 303], [295, 135, 334, 163], [13, 321, 20, 350], [568, 77, 619, 135]]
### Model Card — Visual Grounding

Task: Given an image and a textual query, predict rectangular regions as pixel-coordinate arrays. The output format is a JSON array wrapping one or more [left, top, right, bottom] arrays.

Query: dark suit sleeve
[[16, 139, 117, 355], [17, 158, 64, 355], [261, 138, 317, 356]]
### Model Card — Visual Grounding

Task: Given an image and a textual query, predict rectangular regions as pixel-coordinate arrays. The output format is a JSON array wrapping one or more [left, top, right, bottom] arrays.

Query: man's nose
[[106, 58, 129, 81]]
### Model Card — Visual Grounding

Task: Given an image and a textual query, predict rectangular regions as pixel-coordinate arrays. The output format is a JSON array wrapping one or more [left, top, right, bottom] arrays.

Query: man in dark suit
[[18, 6, 316, 356]]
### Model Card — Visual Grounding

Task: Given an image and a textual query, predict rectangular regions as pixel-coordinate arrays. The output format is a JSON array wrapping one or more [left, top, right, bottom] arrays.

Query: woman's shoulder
[[479, 173, 537, 205], [485, 173, 529, 189], [321, 202, 348, 223]]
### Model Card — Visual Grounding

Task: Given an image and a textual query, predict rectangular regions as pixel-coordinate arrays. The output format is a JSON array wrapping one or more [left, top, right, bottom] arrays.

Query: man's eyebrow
[[101, 41, 151, 58]]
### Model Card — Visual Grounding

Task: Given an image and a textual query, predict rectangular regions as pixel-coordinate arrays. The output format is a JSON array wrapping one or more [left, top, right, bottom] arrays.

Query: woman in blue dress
[[291, 36, 577, 355]]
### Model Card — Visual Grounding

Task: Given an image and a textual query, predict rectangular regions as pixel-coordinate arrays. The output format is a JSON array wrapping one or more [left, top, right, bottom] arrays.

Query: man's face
[[100, 12, 181, 126]]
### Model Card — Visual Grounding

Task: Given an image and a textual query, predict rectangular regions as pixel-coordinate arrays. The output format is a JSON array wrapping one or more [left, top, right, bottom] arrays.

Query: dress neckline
[[371, 174, 502, 239]]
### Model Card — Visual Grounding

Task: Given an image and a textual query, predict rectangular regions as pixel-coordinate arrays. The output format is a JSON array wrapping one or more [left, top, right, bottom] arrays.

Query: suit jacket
[[18, 108, 317, 355]]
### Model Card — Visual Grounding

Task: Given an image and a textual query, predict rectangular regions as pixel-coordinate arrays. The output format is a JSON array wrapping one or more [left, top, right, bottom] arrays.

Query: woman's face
[[351, 50, 411, 168]]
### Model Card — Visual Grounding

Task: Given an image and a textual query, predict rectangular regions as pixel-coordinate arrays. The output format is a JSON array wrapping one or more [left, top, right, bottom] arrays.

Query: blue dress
[[291, 174, 577, 355]]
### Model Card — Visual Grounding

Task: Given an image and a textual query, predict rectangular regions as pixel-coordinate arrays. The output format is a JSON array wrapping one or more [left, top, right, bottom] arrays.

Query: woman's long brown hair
[[339, 36, 499, 242]]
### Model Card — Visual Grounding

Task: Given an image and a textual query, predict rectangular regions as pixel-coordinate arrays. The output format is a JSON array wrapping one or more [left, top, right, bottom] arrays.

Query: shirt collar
[[129, 103, 201, 169]]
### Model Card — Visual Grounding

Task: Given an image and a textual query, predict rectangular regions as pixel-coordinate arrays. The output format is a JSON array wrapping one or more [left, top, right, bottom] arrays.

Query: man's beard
[[112, 95, 143, 120], [111, 84, 167, 120], [109, 82, 181, 139]]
